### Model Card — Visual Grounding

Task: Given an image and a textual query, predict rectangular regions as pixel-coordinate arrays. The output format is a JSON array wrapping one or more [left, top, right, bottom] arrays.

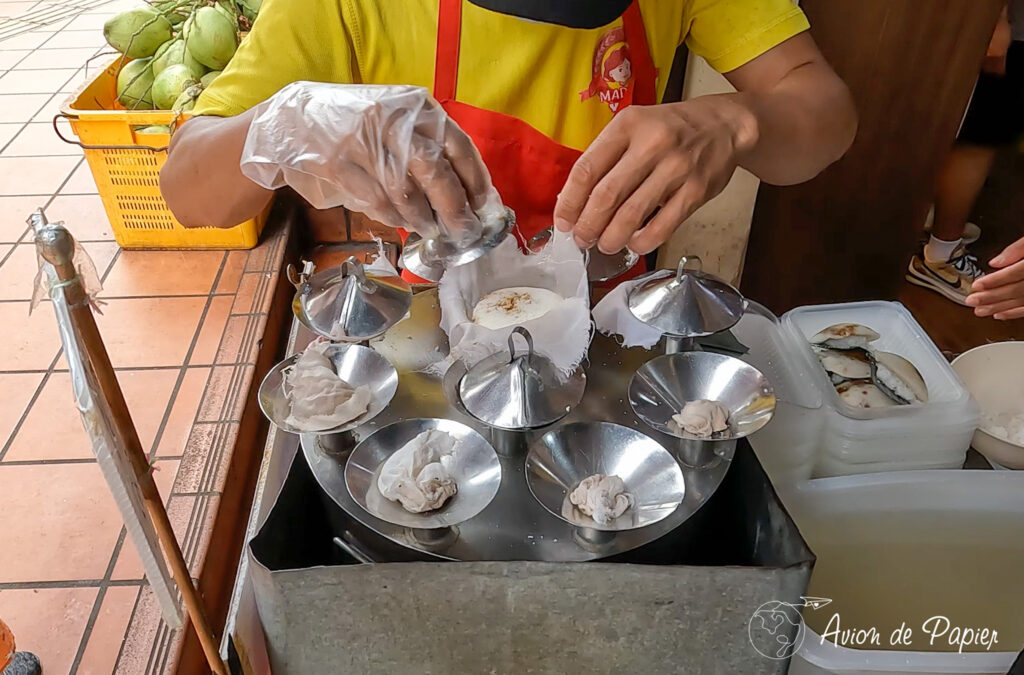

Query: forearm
[[160, 109, 274, 229], [731, 60, 857, 186]]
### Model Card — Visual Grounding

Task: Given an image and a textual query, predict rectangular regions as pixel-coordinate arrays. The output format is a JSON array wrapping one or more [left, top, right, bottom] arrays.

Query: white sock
[[924, 235, 961, 263]]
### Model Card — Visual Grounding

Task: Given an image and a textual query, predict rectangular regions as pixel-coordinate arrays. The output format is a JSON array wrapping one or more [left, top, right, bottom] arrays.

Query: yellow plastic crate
[[57, 57, 267, 249]]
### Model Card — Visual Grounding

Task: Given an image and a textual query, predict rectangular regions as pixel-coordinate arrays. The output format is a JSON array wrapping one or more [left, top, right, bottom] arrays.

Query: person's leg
[[929, 143, 997, 256]]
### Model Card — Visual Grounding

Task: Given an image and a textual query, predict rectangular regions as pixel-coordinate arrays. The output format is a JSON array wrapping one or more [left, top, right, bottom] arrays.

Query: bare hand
[[966, 236, 1024, 320], [552, 98, 758, 255]]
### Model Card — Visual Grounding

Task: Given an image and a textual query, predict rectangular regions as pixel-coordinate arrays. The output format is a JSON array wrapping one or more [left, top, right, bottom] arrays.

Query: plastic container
[[732, 301, 824, 484], [56, 58, 268, 249], [782, 301, 978, 477], [785, 470, 1024, 675]]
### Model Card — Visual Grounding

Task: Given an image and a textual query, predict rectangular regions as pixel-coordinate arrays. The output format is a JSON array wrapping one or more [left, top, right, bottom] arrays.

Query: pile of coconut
[[103, 0, 259, 113]]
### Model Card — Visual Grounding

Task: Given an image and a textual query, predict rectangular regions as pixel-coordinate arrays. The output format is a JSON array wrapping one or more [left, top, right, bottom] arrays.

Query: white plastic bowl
[[951, 341, 1024, 470]]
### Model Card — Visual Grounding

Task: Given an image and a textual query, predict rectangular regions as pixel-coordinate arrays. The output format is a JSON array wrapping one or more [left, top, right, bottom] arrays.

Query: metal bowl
[[258, 343, 398, 434], [344, 418, 502, 529], [628, 351, 775, 441], [525, 422, 685, 532]]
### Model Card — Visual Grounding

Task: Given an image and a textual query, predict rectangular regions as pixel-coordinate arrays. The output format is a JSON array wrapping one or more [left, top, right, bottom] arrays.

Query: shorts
[[958, 40, 1024, 146]]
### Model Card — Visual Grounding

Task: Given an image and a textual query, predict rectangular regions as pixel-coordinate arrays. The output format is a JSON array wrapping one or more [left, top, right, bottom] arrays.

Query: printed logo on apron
[[579, 26, 634, 112]]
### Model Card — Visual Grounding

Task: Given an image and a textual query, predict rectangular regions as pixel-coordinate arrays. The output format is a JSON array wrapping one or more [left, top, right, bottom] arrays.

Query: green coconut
[[214, 0, 239, 29], [183, 6, 237, 70], [151, 0, 188, 25], [152, 38, 206, 79], [172, 84, 203, 112], [199, 70, 221, 88], [116, 57, 155, 109], [152, 63, 198, 110], [237, 0, 260, 20], [136, 124, 170, 133], [104, 7, 173, 59]]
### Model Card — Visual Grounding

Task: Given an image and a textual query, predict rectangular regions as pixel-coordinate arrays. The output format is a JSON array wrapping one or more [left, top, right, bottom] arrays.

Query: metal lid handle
[[340, 257, 376, 293], [507, 326, 535, 362], [287, 260, 315, 292], [675, 255, 703, 281]]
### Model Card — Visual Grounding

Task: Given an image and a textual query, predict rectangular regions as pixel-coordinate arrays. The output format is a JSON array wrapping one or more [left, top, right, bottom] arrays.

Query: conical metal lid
[[400, 207, 514, 282], [289, 257, 412, 341], [627, 256, 744, 338], [459, 327, 586, 430]]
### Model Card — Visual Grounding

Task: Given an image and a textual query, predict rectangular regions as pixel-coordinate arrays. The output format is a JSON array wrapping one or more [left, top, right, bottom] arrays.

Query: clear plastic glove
[[240, 82, 502, 244]]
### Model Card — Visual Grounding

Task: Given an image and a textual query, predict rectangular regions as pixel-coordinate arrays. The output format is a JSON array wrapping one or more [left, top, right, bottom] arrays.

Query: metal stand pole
[[36, 224, 227, 675]]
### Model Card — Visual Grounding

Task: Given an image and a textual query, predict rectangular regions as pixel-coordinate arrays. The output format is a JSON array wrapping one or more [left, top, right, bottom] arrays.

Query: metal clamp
[[286, 260, 315, 294]]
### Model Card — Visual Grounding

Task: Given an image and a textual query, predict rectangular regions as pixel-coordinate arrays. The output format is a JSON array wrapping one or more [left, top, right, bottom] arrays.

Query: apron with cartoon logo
[[401, 0, 658, 283]]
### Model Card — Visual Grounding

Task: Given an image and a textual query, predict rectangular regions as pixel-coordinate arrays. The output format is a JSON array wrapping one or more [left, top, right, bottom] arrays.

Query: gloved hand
[[240, 82, 501, 244]]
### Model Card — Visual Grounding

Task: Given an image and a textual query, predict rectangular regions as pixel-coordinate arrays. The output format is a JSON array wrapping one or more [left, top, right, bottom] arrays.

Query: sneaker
[[922, 207, 981, 244], [906, 248, 984, 306]]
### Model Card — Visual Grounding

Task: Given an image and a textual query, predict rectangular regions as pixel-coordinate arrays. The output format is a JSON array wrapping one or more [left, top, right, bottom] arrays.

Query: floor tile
[[0, 31, 55, 50], [14, 45, 97, 70], [37, 30, 103, 49], [45, 192, 112, 240], [0, 371, 42, 449], [102, 250, 224, 297], [33, 91, 71, 123], [0, 2, 37, 18], [173, 422, 234, 494], [0, 122, 20, 150], [0, 155, 78, 195], [110, 457, 180, 580], [214, 250, 247, 294], [0, 587, 97, 675], [0, 67, 76, 94], [59, 158, 98, 194], [154, 367, 210, 458], [4, 368, 178, 461], [0, 301, 61, 370], [190, 295, 231, 365], [77, 585, 141, 675], [94, 296, 206, 368], [0, 463, 123, 581], [0, 196, 43, 242], [0, 50, 29, 70], [0, 240, 116, 300], [61, 11, 117, 31], [0, 93, 48, 123], [2, 121, 80, 156]]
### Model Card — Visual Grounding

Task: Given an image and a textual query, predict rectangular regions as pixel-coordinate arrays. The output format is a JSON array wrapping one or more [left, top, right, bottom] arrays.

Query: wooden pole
[[35, 223, 228, 675]]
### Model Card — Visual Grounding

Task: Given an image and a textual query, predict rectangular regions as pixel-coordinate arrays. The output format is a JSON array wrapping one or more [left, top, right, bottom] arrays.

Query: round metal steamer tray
[[299, 289, 732, 562]]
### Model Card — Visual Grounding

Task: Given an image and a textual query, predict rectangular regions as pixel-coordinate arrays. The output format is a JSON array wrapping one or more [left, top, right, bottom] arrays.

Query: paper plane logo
[[748, 596, 833, 660]]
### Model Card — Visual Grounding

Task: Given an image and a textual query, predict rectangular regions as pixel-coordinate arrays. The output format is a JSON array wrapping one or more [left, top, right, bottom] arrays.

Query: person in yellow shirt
[[161, 0, 856, 269]]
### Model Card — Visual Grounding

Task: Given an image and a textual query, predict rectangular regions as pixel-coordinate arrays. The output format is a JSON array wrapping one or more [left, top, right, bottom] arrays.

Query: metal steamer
[[259, 246, 777, 562], [626, 256, 777, 469]]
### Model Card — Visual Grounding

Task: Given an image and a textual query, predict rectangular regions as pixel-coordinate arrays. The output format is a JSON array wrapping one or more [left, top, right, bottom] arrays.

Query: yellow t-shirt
[[196, 0, 809, 151]]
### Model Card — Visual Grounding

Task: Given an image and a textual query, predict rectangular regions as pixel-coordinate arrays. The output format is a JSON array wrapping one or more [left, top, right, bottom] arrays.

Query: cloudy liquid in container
[[801, 512, 1024, 652]]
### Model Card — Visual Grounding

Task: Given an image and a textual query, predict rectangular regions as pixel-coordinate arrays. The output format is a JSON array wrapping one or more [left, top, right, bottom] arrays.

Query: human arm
[[966, 237, 1024, 320], [553, 32, 857, 255]]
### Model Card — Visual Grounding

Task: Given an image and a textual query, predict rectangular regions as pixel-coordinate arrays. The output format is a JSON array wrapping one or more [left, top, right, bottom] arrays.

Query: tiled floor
[[0, 2, 286, 673]]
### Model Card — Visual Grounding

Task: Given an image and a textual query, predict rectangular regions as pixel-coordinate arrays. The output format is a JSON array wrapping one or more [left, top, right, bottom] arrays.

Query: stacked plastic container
[[781, 301, 979, 477]]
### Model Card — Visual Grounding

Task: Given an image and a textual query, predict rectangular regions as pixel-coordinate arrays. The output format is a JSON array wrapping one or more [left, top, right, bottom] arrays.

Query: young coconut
[[183, 6, 237, 70], [171, 84, 203, 112], [835, 380, 896, 410], [870, 351, 928, 405], [199, 70, 221, 88], [116, 57, 155, 109], [152, 38, 206, 79], [151, 0, 188, 25], [809, 323, 881, 351], [104, 7, 173, 59], [152, 63, 198, 110]]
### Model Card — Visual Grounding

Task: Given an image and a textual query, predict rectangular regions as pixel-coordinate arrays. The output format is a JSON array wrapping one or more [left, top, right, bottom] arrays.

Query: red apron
[[402, 0, 658, 282]]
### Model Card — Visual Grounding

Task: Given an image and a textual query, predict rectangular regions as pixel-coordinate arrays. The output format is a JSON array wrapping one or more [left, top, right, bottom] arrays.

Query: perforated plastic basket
[[57, 57, 267, 249]]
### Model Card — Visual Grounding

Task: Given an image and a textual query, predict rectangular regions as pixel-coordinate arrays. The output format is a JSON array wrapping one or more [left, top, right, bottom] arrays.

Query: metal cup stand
[[625, 256, 775, 470]]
